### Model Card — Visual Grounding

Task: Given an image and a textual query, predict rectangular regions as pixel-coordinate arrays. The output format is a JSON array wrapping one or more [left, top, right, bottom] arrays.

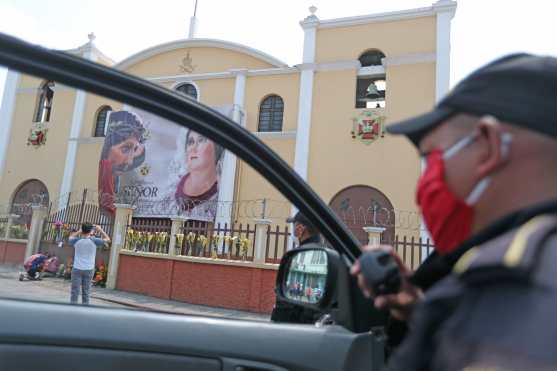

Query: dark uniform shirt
[[386, 200, 557, 370]]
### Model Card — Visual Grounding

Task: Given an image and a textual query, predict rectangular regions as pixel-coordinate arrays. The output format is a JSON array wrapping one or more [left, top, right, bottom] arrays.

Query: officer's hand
[[350, 245, 423, 322]]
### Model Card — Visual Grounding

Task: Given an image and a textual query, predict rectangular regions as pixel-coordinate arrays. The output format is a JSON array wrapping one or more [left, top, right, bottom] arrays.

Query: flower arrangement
[[175, 233, 184, 254], [155, 232, 169, 253], [198, 235, 209, 256], [27, 122, 49, 147], [239, 237, 251, 260], [185, 232, 197, 256], [10, 224, 29, 239], [93, 264, 107, 287], [211, 233, 222, 258]]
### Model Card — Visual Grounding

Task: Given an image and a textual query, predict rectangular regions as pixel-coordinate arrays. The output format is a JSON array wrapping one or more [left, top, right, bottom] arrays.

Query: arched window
[[10, 179, 49, 227], [258, 95, 284, 132], [33, 81, 55, 122], [175, 83, 198, 100], [93, 106, 112, 137], [356, 50, 387, 109], [358, 49, 385, 67]]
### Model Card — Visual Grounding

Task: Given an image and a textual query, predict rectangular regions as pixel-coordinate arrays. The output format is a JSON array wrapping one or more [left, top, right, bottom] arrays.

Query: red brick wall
[[117, 255, 173, 299], [117, 254, 278, 314], [0, 240, 26, 265]]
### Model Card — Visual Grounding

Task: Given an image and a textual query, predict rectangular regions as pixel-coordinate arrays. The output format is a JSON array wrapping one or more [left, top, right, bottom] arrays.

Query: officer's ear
[[474, 116, 511, 179]]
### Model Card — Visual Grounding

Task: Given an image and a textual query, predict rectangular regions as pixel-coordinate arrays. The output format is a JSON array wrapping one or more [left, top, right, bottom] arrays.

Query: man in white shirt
[[68, 223, 110, 305]]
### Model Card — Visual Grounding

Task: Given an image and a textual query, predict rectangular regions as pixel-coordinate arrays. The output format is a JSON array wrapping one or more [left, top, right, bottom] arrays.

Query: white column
[[106, 203, 134, 290], [290, 14, 319, 228], [293, 17, 318, 181], [434, 0, 457, 102], [58, 45, 98, 208], [215, 69, 247, 228], [254, 218, 272, 264], [419, 1, 456, 254], [0, 70, 21, 186]]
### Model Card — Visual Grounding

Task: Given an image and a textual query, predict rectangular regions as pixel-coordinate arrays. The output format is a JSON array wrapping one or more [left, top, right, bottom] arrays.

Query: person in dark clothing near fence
[[270, 212, 323, 324], [352, 53, 557, 370]]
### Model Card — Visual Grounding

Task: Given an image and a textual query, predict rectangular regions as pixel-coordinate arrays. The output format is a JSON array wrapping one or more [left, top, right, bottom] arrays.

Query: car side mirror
[[275, 244, 341, 310]]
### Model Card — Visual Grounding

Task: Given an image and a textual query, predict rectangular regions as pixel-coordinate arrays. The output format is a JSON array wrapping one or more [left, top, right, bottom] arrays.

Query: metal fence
[[42, 189, 114, 243], [265, 225, 294, 264], [176, 221, 257, 260], [124, 218, 172, 254], [389, 235, 435, 271]]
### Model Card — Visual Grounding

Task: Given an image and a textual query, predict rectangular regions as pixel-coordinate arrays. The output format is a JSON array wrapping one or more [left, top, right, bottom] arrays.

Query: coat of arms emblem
[[179, 50, 197, 74], [351, 110, 386, 145]]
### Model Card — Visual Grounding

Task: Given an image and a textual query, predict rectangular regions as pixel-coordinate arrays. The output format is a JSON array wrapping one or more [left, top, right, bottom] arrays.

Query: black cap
[[387, 53, 557, 146], [286, 212, 314, 229]]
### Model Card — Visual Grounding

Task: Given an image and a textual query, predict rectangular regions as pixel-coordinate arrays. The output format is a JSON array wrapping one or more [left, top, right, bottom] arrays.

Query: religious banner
[[97, 105, 233, 221]]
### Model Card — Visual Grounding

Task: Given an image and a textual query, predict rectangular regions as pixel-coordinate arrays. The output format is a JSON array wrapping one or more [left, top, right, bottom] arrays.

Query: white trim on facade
[[316, 60, 361, 72], [68, 137, 105, 144], [358, 65, 386, 77], [150, 71, 233, 83], [0, 70, 21, 185], [116, 38, 288, 71], [253, 131, 297, 139], [247, 67, 299, 77], [382, 52, 436, 67], [316, 2, 455, 29]]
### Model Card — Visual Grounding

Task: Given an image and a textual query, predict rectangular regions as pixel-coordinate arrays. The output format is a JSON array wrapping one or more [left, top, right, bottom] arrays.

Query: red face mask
[[416, 149, 474, 255], [417, 129, 513, 255]]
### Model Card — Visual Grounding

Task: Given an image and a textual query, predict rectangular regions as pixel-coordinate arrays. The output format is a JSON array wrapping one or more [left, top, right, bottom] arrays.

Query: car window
[[0, 35, 431, 323]]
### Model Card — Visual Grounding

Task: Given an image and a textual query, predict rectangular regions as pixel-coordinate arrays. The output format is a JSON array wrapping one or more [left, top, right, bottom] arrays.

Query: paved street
[[0, 264, 269, 322]]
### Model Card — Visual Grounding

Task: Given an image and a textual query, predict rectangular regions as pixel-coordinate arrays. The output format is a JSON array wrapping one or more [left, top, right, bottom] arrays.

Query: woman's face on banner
[[186, 131, 216, 172], [107, 137, 143, 176]]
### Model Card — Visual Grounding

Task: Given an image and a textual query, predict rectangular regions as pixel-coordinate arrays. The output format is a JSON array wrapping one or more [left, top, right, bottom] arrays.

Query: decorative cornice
[[68, 137, 105, 144], [254, 131, 297, 139], [317, 2, 457, 29], [247, 67, 299, 76], [116, 38, 288, 71], [316, 60, 361, 72], [357, 65, 386, 77], [382, 52, 436, 66]]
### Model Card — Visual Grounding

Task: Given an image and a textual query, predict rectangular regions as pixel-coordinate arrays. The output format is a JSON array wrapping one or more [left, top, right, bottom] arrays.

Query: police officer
[[271, 211, 322, 323], [352, 53, 557, 370]]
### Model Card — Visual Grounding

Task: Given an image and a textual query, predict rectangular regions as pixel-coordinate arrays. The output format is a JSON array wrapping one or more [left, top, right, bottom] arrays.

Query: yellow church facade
[[0, 1, 457, 245]]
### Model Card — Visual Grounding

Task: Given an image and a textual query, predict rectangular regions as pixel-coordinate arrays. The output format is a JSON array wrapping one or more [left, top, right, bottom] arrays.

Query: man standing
[[69, 223, 110, 305], [352, 54, 557, 370], [271, 212, 322, 323]]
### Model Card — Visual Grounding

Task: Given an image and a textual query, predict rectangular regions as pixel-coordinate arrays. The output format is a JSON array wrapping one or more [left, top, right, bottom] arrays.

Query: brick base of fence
[[0, 239, 26, 265], [116, 252, 278, 314]]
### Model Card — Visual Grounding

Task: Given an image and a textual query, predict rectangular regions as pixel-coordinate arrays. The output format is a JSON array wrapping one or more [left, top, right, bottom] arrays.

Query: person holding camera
[[68, 223, 111, 305], [352, 54, 557, 370]]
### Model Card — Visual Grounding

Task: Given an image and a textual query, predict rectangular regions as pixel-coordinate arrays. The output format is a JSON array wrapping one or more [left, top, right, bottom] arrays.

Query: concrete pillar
[[25, 206, 48, 259], [106, 204, 134, 290], [4, 214, 18, 239], [254, 219, 272, 264], [363, 226, 386, 246], [169, 217, 187, 257]]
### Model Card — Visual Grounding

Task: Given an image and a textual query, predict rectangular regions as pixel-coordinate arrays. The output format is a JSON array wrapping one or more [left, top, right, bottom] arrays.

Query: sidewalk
[[0, 264, 269, 322]]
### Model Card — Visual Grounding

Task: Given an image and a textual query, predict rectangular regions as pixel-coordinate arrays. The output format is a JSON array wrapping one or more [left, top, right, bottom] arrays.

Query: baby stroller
[[19, 253, 49, 281]]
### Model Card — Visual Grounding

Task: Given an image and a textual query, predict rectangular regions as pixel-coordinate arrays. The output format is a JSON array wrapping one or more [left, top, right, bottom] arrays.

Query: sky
[[0, 0, 556, 102]]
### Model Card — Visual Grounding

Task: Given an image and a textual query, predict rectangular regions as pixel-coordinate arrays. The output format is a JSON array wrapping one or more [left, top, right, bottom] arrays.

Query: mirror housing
[[275, 243, 341, 310]]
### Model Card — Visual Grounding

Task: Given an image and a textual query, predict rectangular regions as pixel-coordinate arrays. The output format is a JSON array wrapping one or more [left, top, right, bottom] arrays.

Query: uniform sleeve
[[92, 237, 106, 247], [68, 237, 79, 246]]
